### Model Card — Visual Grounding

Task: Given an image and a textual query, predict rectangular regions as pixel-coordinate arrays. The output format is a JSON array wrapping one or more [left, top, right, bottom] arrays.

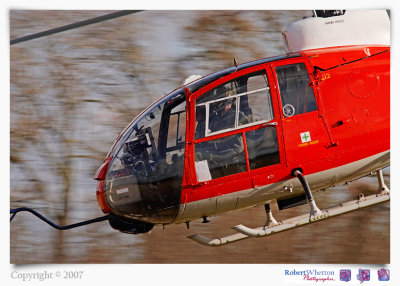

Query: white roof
[[282, 10, 390, 53]]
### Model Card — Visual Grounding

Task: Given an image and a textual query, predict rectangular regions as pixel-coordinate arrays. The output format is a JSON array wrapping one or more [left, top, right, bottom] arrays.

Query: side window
[[275, 63, 317, 117], [195, 70, 274, 139], [166, 102, 186, 150], [193, 69, 283, 182], [245, 127, 280, 170], [195, 133, 247, 182], [165, 101, 186, 163]]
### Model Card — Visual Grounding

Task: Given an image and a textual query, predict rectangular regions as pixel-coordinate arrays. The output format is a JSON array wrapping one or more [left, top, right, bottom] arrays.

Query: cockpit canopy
[[104, 90, 187, 223]]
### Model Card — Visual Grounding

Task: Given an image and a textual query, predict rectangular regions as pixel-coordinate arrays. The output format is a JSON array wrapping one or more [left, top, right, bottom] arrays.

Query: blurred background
[[10, 10, 389, 264]]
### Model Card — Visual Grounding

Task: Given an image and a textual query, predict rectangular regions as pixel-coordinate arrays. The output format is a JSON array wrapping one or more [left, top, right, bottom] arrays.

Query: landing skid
[[188, 169, 390, 247]]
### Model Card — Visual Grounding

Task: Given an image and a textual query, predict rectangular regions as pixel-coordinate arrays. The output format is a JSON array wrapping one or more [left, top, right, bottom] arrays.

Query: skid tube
[[187, 192, 390, 247]]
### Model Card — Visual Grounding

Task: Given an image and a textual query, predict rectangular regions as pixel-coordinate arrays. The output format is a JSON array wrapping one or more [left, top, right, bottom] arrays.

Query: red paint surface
[[181, 45, 390, 204], [96, 45, 390, 212]]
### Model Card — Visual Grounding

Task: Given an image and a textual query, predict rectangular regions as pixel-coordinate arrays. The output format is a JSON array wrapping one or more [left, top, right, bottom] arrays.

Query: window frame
[[195, 70, 273, 139], [188, 66, 286, 184], [196, 86, 272, 138]]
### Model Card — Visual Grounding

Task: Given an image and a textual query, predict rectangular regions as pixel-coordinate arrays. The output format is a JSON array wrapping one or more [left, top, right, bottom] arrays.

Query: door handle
[[262, 121, 278, 127]]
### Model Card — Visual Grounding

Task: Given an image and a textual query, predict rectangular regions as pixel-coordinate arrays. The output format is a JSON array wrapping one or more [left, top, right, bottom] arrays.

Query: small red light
[[94, 156, 112, 181], [95, 156, 112, 213]]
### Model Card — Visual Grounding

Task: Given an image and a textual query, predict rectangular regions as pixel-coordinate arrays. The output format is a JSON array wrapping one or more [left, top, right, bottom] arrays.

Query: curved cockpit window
[[104, 91, 186, 223]]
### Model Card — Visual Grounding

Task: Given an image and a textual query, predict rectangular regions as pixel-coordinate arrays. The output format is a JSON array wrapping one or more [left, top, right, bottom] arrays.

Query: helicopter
[[10, 10, 390, 247], [93, 9, 390, 246]]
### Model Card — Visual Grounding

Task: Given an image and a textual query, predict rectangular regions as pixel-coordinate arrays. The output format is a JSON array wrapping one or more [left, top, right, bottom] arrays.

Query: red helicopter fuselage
[[95, 43, 389, 233]]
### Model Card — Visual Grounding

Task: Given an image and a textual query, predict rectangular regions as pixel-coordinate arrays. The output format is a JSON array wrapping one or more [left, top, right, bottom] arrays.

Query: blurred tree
[[10, 11, 154, 241], [181, 10, 311, 74], [10, 10, 314, 263], [183, 11, 265, 70], [10, 10, 155, 262]]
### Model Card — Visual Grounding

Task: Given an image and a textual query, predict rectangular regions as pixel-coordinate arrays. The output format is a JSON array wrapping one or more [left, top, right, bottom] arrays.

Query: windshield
[[104, 90, 187, 223]]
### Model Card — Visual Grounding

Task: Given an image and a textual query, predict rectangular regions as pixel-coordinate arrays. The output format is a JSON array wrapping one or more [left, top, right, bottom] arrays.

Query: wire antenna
[[10, 207, 109, 230], [10, 10, 142, 45]]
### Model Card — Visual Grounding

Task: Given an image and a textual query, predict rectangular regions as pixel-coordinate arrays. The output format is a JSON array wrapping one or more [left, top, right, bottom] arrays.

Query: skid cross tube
[[264, 203, 278, 226], [10, 207, 110, 230], [291, 169, 313, 201], [291, 169, 324, 219]]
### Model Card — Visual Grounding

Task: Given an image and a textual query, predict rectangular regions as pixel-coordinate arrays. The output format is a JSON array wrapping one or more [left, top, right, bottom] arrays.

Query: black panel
[[277, 194, 307, 210]]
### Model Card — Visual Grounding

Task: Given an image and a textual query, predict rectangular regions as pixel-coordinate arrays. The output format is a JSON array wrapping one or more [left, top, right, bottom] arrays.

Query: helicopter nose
[[95, 89, 187, 224], [97, 154, 183, 224]]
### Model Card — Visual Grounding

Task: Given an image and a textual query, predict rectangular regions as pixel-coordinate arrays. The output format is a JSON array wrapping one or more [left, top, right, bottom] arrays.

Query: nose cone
[[103, 153, 183, 223]]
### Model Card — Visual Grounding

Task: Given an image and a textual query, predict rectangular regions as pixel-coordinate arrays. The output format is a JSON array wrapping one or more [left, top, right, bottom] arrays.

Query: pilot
[[209, 85, 236, 133], [195, 84, 247, 177], [210, 86, 244, 161]]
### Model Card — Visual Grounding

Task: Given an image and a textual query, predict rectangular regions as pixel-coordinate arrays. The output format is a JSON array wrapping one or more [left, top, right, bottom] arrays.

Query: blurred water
[[10, 10, 389, 264]]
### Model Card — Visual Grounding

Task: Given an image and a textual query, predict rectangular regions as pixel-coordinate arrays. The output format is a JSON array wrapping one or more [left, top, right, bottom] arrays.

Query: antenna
[[10, 207, 109, 230], [233, 58, 238, 67]]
